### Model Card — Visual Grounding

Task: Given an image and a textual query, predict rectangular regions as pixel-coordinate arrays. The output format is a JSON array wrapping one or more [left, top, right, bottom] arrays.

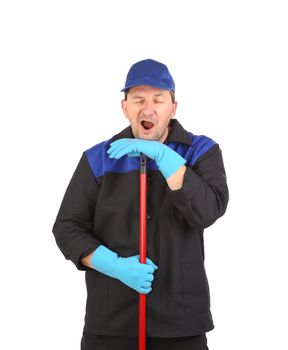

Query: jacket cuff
[[168, 166, 202, 203], [70, 239, 102, 271]]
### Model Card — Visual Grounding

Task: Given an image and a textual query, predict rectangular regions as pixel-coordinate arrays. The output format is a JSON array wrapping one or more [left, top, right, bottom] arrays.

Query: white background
[[1, 1, 287, 349]]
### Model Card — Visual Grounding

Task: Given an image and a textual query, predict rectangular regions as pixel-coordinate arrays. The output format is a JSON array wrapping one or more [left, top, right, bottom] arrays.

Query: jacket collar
[[111, 119, 192, 146]]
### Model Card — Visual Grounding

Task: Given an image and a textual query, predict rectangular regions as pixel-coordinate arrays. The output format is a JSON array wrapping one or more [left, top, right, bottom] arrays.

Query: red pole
[[139, 154, 147, 350]]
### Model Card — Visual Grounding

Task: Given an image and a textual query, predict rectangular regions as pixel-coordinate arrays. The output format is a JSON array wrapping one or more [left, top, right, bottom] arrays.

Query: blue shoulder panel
[[167, 133, 216, 167], [187, 133, 216, 165], [85, 139, 141, 178]]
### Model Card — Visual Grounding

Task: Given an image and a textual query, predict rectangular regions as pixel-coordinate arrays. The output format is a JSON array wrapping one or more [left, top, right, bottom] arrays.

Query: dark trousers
[[81, 333, 208, 350]]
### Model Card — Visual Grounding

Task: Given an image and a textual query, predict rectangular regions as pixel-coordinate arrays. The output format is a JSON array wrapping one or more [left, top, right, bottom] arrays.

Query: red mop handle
[[139, 154, 147, 350]]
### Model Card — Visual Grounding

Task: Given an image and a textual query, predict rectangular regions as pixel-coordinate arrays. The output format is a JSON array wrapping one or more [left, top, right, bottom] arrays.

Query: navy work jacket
[[53, 119, 229, 338]]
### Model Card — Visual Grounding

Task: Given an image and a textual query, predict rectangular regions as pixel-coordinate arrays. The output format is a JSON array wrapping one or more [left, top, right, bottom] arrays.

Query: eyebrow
[[131, 96, 144, 100], [131, 93, 165, 100]]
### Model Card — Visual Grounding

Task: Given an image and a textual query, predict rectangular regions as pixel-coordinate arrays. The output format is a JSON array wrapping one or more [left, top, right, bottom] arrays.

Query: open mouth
[[141, 120, 155, 130]]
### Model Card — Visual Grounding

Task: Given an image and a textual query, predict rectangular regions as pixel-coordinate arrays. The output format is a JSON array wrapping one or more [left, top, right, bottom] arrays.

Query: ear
[[121, 99, 128, 118], [171, 101, 178, 118]]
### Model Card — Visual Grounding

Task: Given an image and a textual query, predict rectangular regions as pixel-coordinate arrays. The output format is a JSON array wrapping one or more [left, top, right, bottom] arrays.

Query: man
[[53, 58, 229, 350]]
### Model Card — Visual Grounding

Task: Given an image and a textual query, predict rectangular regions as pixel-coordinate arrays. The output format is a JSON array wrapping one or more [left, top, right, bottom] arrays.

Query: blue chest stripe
[[85, 134, 216, 178], [184, 133, 216, 166]]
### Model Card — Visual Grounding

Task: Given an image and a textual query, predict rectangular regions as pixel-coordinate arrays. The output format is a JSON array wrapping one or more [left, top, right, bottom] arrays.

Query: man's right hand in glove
[[83, 245, 158, 294]]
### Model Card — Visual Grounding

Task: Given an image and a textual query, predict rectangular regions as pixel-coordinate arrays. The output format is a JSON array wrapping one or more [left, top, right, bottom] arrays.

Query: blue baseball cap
[[121, 59, 175, 92]]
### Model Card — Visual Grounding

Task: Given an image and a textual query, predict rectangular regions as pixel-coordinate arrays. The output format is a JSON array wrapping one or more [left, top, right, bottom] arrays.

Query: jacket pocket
[[180, 262, 210, 315]]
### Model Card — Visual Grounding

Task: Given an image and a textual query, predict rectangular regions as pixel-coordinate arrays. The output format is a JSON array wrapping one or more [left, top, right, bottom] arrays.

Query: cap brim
[[121, 81, 174, 92]]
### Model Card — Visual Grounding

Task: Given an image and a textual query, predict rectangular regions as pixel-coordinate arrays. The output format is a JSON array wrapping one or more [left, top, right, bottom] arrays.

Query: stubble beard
[[133, 124, 169, 143]]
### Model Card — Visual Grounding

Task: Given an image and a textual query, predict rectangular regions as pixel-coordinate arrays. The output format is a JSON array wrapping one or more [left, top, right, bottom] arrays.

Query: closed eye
[[133, 99, 144, 104]]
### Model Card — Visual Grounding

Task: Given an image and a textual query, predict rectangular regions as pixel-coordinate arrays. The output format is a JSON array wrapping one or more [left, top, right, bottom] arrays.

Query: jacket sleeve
[[169, 144, 229, 228], [52, 153, 102, 270]]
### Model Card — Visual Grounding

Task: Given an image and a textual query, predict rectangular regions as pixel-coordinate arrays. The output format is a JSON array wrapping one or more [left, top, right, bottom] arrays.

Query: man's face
[[121, 86, 177, 143]]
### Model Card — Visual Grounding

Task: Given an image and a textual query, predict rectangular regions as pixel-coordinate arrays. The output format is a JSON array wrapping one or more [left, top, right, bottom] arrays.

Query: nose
[[141, 100, 155, 116]]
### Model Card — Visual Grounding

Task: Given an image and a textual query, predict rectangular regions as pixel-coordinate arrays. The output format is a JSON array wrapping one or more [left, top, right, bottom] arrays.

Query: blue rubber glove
[[91, 245, 158, 294], [107, 138, 186, 179]]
